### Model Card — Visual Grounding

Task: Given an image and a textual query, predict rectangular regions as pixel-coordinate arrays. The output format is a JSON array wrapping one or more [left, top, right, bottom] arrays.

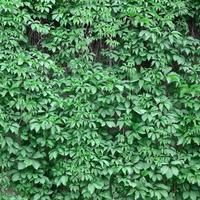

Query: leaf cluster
[[0, 0, 199, 199]]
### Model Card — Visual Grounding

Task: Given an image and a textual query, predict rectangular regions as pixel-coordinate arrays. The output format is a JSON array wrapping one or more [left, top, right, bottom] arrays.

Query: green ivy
[[0, 0, 200, 199]]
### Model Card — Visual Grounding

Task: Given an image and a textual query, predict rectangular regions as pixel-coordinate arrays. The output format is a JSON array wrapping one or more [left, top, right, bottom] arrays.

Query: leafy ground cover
[[0, 0, 200, 199]]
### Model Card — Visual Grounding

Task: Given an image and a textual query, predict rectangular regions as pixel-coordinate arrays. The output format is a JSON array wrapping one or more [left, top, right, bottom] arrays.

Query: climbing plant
[[0, 0, 200, 199]]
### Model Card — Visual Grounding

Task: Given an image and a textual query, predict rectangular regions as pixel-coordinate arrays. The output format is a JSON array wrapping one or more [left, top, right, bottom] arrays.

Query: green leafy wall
[[0, 0, 200, 199]]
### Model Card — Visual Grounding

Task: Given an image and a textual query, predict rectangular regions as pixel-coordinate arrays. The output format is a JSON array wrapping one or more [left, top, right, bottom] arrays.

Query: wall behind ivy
[[0, 0, 200, 199]]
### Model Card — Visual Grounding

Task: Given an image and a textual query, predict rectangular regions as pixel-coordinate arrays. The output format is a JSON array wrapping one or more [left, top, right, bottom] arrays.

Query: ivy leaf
[[18, 162, 26, 170], [133, 107, 146, 115], [88, 184, 95, 194], [32, 161, 41, 170], [106, 121, 115, 128], [171, 166, 179, 176], [33, 194, 41, 200], [116, 85, 124, 92], [166, 72, 180, 83]]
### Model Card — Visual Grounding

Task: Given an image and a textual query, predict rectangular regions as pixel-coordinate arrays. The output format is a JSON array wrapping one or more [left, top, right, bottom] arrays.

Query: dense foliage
[[0, 0, 200, 199]]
